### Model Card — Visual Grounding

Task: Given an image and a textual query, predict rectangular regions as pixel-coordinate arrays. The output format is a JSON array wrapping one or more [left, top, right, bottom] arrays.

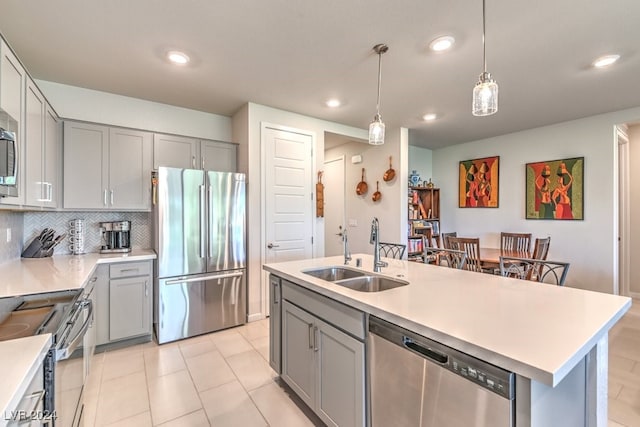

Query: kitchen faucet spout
[[342, 227, 352, 265], [370, 217, 387, 273]]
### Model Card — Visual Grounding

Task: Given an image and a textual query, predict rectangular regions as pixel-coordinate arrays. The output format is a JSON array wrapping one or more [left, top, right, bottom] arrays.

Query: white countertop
[[263, 254, 631, 387], [0, 334, 51, 426], [0, 250, 156, 298]]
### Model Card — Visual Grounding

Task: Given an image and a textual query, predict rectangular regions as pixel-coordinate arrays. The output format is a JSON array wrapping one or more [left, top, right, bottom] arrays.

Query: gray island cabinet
[[264, 254, 631, 427], [270, 275, 365, 427]]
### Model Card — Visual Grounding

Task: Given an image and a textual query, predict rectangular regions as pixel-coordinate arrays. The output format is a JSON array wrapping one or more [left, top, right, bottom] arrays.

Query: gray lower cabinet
[[280, 281, 365, 427], [95, 261, 152, 346]]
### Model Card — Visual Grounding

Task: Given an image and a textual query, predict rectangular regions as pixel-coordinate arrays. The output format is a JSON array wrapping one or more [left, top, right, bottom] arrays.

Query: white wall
[[408, 145, 433, 187], [325, 128, 407, 255], [232, 103, 407, 320], [629, 124, 640, 294], [36, 80, 232, 141], [433, 106, 640, 294]]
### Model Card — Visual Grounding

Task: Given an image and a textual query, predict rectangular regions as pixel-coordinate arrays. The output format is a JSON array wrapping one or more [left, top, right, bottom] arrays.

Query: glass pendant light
[[369, 44, 388, 145], [472, 0, 498, 116]]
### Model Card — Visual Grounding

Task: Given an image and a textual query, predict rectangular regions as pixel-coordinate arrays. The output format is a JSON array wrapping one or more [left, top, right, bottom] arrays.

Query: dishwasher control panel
[[451, 358, 512, 399]]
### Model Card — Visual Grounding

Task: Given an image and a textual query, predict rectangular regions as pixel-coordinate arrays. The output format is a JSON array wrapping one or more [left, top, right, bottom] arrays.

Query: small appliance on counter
[[99, 220, 132, 253]]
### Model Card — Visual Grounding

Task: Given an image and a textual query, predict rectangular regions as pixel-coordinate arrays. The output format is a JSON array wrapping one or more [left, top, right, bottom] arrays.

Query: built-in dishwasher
[[369, 316, 515, 427]]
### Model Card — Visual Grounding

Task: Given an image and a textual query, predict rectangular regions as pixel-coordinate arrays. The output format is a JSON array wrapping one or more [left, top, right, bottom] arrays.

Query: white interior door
[[323, 156, 346, 256], [263, 125, 314, 264]]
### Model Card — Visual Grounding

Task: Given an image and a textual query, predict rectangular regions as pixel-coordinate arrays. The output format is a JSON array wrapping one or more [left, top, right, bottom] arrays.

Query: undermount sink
[[303, 266, 366, 282], [334, 275, 409, 292], [302, 267, 408, 292]]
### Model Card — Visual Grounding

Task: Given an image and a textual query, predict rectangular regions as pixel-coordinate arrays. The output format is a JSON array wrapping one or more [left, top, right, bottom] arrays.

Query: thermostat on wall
[[351, 155, 362, 164]]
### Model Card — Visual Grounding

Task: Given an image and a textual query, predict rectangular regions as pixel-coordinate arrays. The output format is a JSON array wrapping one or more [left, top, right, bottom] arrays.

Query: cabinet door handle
[[145, 280, 149, 297], [103, 189, 108, 206], [201, 157, 205, 170], [313, 326, 319, 352], [110, 189, 114, 205], [192, 155, 196, 168], [308, 323, 314, 349], [273, 283, 279, 304], [47, 182, 53, 202]]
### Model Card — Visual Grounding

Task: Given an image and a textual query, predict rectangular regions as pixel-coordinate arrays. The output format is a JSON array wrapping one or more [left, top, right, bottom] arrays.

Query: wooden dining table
[[480, 248, 530, 270]]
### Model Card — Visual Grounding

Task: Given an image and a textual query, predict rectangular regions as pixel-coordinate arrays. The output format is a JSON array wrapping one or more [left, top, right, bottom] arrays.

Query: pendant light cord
[[376, 50, 382, 117], [482, 0, 487, 74]]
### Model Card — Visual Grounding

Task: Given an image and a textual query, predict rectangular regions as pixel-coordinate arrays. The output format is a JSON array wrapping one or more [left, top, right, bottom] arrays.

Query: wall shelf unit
[[408, 187, 440, 261]]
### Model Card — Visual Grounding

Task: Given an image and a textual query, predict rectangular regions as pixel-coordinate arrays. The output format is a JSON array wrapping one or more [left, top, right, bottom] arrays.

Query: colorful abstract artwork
[[459, 156, 500, 208], [526, 157, 584, 220]]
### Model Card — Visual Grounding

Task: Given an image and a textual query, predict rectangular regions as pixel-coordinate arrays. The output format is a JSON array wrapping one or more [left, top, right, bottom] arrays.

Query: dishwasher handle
[[403, 336, 448, 364]]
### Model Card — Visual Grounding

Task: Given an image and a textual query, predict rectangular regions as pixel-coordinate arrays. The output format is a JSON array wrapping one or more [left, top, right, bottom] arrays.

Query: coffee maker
[[99, 221, 131, 253]]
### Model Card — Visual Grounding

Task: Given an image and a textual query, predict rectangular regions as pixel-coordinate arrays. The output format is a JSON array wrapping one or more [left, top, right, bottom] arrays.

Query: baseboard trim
[[248, 313, 266, 322]]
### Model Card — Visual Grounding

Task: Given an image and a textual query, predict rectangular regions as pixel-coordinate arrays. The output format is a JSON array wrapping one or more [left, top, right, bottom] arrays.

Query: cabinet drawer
[[109, 261, 151, 279], [282, 280, 365, 340]]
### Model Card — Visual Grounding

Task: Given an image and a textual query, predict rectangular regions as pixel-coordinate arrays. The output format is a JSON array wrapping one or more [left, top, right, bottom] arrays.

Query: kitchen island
[[264, 254, 631, 427]]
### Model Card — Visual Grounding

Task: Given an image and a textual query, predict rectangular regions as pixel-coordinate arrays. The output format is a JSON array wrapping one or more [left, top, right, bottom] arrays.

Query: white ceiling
[[1, 0, 639, 149]]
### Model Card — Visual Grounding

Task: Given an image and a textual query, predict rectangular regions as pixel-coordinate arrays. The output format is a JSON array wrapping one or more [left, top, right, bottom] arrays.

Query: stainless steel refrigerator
[[153, 167, 246, 344]]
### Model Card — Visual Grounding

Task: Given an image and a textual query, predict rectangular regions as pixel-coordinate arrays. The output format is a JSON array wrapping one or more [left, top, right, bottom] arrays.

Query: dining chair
[[441, 232, 457, 249], [378, 242, 406, 259], [424, 247, 467, 269], [500, 232, 532, 253], [447, 237, 483, 272], [531, 236, 551, 260], [499, 256, 570, 286]]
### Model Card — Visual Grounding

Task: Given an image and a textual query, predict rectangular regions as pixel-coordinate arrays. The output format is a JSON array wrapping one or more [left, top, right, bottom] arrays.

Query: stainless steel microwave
[[0, 128, 18, 197]]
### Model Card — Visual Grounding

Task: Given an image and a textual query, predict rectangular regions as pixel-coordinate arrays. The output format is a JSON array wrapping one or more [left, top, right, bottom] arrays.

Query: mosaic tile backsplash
[[0, 211, 24, 263], [24, 212, 151, 256]]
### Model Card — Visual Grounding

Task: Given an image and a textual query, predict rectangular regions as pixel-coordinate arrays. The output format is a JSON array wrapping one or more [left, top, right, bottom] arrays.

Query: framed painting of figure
[[526, 157, 584, 220], [459, 156, 499, 208]]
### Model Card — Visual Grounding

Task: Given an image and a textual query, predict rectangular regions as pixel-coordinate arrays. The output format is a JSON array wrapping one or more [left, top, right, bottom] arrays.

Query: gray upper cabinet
[[25, 78, 60, 208], [201, 140, 237, 172], [0, 37, 26, 206], [153, 133, 199, 169], [154, 132, 237, 172], [64, 121, 152, 210]]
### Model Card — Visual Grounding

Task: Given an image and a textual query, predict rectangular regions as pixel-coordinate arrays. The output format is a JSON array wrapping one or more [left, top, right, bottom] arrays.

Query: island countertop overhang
[[263, 254, 631, 387]]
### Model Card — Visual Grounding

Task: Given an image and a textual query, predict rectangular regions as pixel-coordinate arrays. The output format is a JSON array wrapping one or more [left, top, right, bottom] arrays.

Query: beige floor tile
[[609, 397, 640, 427], [250, 336, 270, 362], [610, 381, 624, 399], [611, 354, 636, 373], [104, 411, 153, 427], [200, 380, 267, 427], [609, 420, 627, 427], [179, 337, 217, 359], [249, 381, 319, 427], [210, 330, 253, 358], [144, 345, 187, 378], [101, 348, 145, 381], [185, 349, 236, 392], [95, 371, 149, 426], [156, 409, 210, 427], [147, 370, 202, 425], [225, 349, 278, 391], [238, 321, 270, 341]]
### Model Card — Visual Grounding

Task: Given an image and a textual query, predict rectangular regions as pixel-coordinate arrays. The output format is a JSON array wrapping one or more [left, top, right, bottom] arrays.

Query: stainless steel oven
[[0, 283, 95, 427]]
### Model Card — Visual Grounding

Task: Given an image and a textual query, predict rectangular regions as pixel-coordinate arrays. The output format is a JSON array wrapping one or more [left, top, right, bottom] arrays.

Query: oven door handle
[[56, 299, 93, 362]]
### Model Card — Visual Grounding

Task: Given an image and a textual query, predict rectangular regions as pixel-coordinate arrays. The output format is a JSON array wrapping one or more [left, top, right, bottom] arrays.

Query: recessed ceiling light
[[167, 51, 190, 65], [592, 54, 620, 68], [429, 36, 455, 52], [422, 113, 438, 121], [326, 99, 341, 108]]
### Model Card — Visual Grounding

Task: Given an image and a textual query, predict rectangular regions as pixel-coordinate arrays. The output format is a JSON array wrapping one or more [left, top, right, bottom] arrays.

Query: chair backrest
[[447, 237, 482, 272], [499, 256, 570, 286], [424, 247, 467, 269], [500, 232, 532, 253], [441, 231, 457, 249], [378, 242, 406, 259], [532, 237, 551, 260]]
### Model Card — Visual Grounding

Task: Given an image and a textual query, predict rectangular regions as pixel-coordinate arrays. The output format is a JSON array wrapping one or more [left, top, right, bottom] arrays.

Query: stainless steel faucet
[[341, 226, 352, 265], [370, 217, 388, 272]]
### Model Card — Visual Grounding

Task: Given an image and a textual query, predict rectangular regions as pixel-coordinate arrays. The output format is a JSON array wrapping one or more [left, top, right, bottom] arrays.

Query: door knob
[[267, 243, 280, 249]]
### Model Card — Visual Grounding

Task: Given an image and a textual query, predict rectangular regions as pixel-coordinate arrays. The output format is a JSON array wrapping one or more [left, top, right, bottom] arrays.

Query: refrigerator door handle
[[165, 271, 244, 285], [200, 184, 206, 258], [208, 185, 213, 258]]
